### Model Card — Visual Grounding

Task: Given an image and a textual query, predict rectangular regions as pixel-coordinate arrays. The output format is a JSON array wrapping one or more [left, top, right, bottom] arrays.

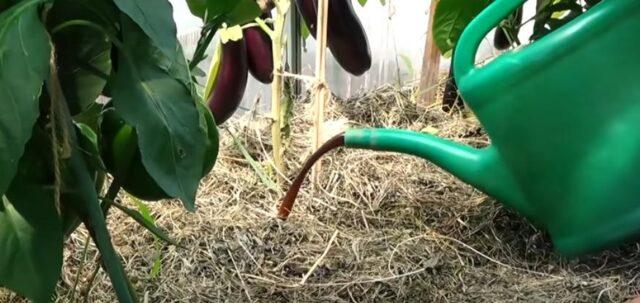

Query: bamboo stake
[[418, 0, 441, 107], [311, 0, 330, 181], [270, 0, 290, 183], [289, 0, 303, 97]]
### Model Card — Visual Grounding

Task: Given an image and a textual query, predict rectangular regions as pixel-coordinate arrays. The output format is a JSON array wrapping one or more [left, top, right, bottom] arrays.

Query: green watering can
[[280, 0, 640, 257]]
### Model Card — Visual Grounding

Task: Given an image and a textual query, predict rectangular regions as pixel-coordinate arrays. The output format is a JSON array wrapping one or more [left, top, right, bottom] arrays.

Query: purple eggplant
[[244, 13, 274, 84], [296, 0, 372, 76], [207, 39, 249, 125]]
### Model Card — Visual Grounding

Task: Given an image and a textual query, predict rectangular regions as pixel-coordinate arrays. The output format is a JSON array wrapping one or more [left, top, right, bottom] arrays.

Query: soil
[[4, 84, 637, 303]]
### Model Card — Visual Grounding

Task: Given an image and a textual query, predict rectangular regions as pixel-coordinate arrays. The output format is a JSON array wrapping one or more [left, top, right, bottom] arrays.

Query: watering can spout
[[345, 129, 527, 214]]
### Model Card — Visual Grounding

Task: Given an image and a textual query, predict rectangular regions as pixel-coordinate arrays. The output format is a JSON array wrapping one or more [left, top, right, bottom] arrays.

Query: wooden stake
[[271, 1, 289, 183], [311, 0, 330, 181], [418, 0, 441, 107], [289, 0, 303, 97]]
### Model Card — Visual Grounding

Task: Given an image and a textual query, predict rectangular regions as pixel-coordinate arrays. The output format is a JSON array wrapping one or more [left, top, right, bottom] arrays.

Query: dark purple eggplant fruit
[[244, 13, 274, 84], [207, 39, 249, 125], [296, 0, 372, 76], [493, 28, 511, 50]]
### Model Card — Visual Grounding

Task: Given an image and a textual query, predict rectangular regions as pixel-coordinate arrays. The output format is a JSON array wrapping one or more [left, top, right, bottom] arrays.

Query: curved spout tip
[[277, 133, 345, 220]]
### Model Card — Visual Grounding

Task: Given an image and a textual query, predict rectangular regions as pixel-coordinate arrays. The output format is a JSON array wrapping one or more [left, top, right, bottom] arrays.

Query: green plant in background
[[0, 0, 260, 302], [432, 0, 598, 55], [431, 0, 598, 110]]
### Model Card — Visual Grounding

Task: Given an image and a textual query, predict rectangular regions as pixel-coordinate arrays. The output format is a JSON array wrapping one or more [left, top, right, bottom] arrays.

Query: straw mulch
[[4, 84, 640, 302]]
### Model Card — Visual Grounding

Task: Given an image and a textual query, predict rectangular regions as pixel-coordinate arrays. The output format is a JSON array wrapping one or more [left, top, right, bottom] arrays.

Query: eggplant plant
[[0, 0, 260, 302], [203, 0, 374, 179]]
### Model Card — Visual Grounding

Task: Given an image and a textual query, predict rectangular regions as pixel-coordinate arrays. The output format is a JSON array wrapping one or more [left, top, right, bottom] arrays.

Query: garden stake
[[311, 0, 330, 182], [270, 0, 290, 183], [418, 0, 441, 107]]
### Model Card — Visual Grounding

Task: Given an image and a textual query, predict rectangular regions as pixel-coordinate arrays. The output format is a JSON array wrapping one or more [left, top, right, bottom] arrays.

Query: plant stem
[[101, 181, 121, 217], [189, 19, 221, 72], [254, 18, 275, 37]]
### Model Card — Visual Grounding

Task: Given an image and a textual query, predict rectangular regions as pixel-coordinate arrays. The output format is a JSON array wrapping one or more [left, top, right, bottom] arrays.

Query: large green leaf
[[224, 0, 262, 26], [0, 0, 50, 198], [113, 0, 178, 60], [432, 0, 491, 54], [187, 0, 260, 26], [0, 128, 62, 303], [112, 16, 207, 210], [531, 0, 585, 41], [47, 0, 116, 115]]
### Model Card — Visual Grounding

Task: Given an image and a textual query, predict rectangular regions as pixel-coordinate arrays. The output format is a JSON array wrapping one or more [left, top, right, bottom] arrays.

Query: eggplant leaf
[[224, 0, 261, 26], [187, 0, 260, 26], [0, 128, 62, 303], [113, 0, 178, 61], [432, 0, 491, 54], [0, 0, 50, 198], [112, 16, 207, 210]]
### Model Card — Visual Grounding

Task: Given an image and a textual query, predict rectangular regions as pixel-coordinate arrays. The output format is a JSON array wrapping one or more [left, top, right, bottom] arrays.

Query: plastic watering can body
[[345, 0, 640, 256]]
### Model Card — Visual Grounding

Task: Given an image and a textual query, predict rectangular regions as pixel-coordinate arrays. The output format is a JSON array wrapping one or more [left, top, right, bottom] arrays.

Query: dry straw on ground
[[4, 83, 640, 302]]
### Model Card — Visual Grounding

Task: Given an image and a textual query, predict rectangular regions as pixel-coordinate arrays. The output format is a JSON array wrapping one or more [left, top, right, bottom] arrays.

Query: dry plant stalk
[[311, 0, 330, 181], [47, 49, 73, 215], [300, 230, 339, 285]]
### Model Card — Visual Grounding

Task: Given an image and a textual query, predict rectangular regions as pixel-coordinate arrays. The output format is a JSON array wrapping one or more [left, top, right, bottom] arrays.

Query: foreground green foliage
[[0, 0, 259, 302]]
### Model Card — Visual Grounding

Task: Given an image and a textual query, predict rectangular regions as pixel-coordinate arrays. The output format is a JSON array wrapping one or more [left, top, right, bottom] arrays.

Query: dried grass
[[18, 83, 640, 302]]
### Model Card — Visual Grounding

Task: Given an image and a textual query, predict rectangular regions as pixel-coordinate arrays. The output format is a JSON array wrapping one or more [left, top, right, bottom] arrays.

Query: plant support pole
[[289, 0, 303, 97], [418, 0, 441, 107], [311, 0, 330, 181], [271, 0, 290, 182]]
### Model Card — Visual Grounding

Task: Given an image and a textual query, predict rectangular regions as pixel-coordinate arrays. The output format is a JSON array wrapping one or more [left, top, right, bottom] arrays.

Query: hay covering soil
[[27, 85, 640, 302]]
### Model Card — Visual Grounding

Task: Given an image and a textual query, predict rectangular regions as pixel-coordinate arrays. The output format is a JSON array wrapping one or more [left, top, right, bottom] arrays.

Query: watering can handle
[[453, 0, 526, 81]]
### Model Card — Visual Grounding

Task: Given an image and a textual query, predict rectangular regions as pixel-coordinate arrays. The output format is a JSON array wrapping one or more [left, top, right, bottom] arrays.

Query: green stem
[[101, 181, 121, 218], [189, 18, 222, 71], [76, 60, 109, 80], [254, 18, 275, 37]]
